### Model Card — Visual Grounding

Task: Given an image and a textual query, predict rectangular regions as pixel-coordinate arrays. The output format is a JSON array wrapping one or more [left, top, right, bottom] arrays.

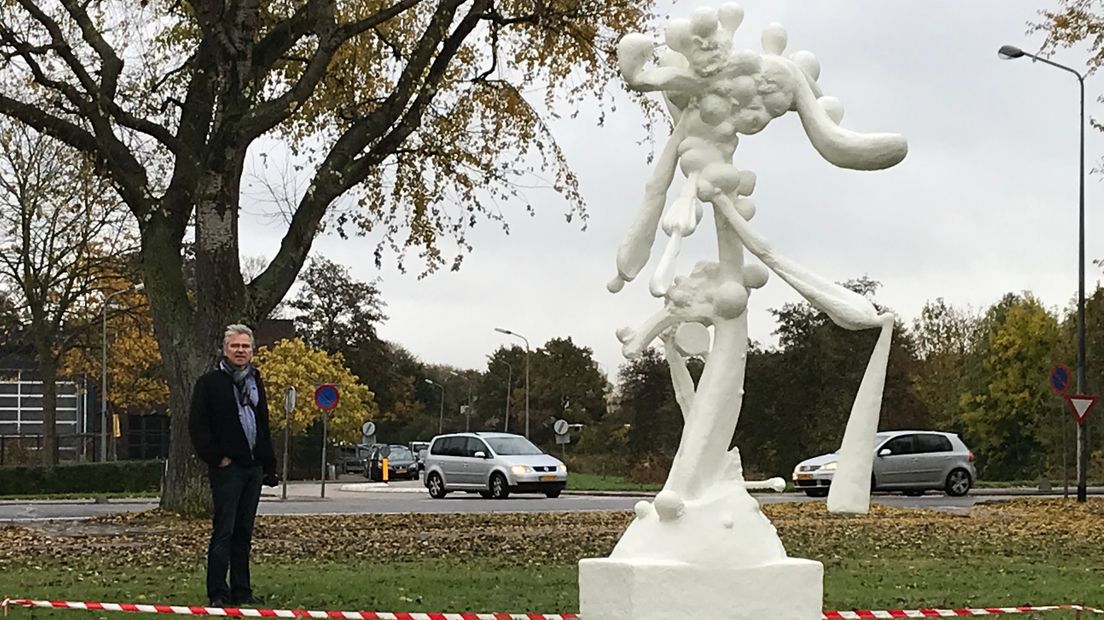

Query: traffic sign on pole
[[314, 384, 340, 411], [1049, 364, 1072, 394], [1064, 394, 1097, 425]]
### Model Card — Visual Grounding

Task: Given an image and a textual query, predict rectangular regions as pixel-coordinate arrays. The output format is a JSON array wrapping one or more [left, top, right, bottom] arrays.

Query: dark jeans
[[206, 462, 262, 602]]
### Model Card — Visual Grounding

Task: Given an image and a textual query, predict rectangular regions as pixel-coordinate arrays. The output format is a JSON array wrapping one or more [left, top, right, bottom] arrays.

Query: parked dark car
[[336, 444, 373, 475], [364, 444, 418, 481], [409, 441, 430, 475]]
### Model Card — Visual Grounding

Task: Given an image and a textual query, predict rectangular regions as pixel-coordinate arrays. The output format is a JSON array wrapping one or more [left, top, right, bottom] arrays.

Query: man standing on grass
[[189, 323, 279, 608]]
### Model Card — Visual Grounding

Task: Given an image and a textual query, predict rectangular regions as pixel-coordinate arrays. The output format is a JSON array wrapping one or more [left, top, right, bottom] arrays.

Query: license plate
[[540, 475, 557, 481], [796, 473, 813, 480]]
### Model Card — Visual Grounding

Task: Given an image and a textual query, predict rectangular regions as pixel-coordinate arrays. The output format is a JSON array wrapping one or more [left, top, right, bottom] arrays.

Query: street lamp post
[[494, 327, 530, 438], [999, 44, 1089, 502], [101, 284, 142, 461], [450, 372, 474, 431], [499, 358, 513, 432], [425, 378, 446, 434]]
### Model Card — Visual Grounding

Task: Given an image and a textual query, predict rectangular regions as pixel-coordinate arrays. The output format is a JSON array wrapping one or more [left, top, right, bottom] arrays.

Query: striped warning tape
[[822, 606, 1103, 618], [3, 598, 1101, 619], [1, 600, 575, 620]]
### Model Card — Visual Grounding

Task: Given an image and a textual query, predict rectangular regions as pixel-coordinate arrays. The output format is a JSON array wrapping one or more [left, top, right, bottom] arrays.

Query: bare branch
[[13, 0, 102, 98], [58, 0, 123, 99], [238, 0, 425, 142], [245, 0, 486, 318], [0, 95, 99, 158]]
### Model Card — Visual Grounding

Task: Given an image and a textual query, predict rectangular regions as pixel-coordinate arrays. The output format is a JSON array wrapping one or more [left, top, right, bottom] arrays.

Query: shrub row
[[0, 459, 163, 496]]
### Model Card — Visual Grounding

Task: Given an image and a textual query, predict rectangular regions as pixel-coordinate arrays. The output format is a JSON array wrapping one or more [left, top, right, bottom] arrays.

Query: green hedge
[[0, 460, 163, 496]]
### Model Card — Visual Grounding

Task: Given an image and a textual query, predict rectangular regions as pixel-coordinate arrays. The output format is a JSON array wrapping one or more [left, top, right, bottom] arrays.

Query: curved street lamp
[[450, 371, 474, 431], [424, 378, 445, 434], [101, 283, 143, 461], [999, 43, 1088, 501], [494, 327, 530, 438], [488, 355, 513, 432]]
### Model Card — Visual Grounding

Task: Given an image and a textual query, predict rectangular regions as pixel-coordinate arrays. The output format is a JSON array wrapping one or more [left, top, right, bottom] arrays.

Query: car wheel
[[427, 472, 448, 499], [903, 490, 924, 497], [804, 488, 829, 498], [489, 473, 510, 499], [945, 468, 972, 497], [545, 490, 561, 498]]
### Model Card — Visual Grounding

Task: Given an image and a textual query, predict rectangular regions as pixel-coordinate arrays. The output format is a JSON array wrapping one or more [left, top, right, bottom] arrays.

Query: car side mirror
[[474, 451, 486, 459], [878, 448, 891, 457]]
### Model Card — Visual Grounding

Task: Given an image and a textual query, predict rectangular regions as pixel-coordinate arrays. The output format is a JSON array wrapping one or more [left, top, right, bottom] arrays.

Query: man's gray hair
[[223, 323, 255, 348]]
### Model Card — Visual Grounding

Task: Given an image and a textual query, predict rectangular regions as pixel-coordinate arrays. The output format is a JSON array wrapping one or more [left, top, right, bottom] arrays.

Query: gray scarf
[[220, 359, 259, 451]]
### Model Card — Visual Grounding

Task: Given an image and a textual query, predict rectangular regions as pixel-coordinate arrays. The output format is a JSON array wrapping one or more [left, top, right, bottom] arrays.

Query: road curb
[[0, 498, 159, 506], [7, 486, 1104, 505], [337, 482, 427, 493]]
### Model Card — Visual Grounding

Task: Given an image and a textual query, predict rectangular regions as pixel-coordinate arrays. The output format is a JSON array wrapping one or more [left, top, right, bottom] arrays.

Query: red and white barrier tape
[[823, 606, 1102, 618], [3, 598, 1101, 619], [0, 600, 576, 620]]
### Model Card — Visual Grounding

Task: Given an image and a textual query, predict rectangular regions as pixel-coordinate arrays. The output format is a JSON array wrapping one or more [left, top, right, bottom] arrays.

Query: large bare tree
[[0, 121, 135, 465], [0, 0, 654, 512]]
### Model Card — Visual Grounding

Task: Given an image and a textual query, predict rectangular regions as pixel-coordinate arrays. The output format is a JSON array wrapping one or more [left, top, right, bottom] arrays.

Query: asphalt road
[[0, 480, 1020, 522]]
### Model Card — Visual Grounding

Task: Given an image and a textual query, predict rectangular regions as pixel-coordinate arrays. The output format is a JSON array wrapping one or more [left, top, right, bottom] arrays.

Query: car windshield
[[832, 433, 895, 454], [383, 446, 412, 460], [485, 436, 543, 455]]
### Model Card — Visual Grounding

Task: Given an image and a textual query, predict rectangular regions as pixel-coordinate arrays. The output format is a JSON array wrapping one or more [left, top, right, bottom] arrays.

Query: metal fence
[[0, 433, 102, 466]]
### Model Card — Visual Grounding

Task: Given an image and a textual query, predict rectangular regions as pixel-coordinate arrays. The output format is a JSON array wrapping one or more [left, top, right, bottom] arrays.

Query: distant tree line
[[616, 278, 1104, 483]]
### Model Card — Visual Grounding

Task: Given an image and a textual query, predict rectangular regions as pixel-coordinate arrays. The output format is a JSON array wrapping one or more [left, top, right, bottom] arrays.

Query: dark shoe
[[208, 597, 229, 609], [231, 594, 265, 607]]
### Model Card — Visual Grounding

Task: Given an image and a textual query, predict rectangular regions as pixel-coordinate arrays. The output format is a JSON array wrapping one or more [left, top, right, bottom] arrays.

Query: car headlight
[[558, 464, 568, 473], [822, 462, 838, 471], [511, 465, 531, 476]]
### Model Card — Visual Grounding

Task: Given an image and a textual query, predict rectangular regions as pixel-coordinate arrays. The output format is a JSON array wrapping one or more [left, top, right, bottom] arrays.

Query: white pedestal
[[578, 557, 823, 620]]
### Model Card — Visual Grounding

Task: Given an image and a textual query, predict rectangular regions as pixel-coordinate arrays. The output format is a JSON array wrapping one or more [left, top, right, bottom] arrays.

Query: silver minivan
[[423, 432, 568, 499], [792, 430, 977, 497]]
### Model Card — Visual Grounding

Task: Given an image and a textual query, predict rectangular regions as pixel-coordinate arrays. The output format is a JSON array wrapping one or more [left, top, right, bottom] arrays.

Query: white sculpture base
[[578, 557, 824, 620]]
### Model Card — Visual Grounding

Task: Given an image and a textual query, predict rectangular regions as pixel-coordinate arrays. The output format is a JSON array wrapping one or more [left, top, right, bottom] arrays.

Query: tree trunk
[[149, 162, 254, 516], [36, 351, 59, 466], [140, 204, 217, 515], [160, 343, 213, 516]]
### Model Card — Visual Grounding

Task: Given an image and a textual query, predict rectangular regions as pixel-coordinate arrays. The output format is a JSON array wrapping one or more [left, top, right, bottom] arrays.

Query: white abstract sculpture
[[579, 6, 907, 620]]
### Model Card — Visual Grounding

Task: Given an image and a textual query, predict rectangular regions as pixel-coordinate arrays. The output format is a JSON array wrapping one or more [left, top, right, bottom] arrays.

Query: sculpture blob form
[[578, 6, 907, 620]]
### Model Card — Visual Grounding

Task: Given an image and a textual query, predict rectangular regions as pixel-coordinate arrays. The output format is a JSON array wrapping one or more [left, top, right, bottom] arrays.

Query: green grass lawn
[[2, 556, 1098, 618], [0, 499, 1101, 618], [564, 471, 661, 492]]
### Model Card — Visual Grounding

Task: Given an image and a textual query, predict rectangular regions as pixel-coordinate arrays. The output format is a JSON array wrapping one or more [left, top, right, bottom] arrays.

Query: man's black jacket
[[189, 365, 277, 474]]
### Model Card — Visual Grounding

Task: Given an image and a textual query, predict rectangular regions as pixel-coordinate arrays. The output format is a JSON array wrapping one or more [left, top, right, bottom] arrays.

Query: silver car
[[792, 430, 977, 498], [423, 432, 568, 499]]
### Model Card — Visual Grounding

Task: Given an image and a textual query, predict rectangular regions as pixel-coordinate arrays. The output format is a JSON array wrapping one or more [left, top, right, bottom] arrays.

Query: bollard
[[382, 457, 389, 482]]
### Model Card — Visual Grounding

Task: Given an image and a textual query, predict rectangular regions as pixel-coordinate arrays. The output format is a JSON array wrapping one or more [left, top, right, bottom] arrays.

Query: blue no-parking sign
[[314, 383, 340, 411], [1049, 364, 1072, 395]]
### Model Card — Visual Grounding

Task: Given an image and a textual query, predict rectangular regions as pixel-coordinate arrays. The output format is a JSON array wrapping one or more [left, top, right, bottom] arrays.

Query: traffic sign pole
[[1063, 407, 1069, 499], [1049, 365, 1073, 499], [321, 406, 328, 499], [313, 384, 340, 499], [282, 387, 296, 501]]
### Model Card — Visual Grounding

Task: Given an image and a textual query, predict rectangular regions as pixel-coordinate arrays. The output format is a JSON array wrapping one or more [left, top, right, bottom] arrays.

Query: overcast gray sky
[[238, 1, 1104, 380]]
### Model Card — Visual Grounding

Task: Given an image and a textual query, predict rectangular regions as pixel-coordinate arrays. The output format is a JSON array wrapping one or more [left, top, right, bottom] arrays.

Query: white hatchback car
[[423, 432, 567, 499], [792, 430, 977, 498]]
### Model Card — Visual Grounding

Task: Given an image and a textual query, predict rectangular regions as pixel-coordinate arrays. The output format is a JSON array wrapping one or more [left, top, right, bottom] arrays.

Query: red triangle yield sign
[[1065, 394, 1098, 425]]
